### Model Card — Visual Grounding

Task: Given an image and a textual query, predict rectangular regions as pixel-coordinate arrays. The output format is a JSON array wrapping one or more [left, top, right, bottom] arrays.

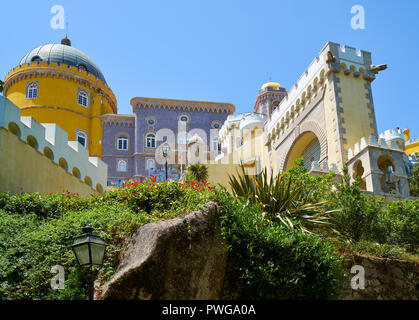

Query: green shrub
[[283, 158, 336, 203], [0, 204, 151, 299], [217, 190, 347, 300], [0, 179, 215, 300], [0, 191, 92, 219], [337, 239, 406, 260], [329, 167, 383, 242], [377, 199, 419, 252], [408, 164, 419, 197], [104, 179, 215, 218], [228, 165, 336, 234]]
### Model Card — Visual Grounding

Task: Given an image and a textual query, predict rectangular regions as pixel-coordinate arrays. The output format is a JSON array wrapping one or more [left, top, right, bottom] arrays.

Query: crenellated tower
[[253, 79, 287, 120]]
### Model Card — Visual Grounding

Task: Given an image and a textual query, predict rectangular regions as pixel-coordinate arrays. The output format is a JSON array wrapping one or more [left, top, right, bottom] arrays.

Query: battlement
[[266, 42, 375, 141], [406, 138, 419, 146], [347, 134, 403, 162], [102, 114, 135, 128], [0, 96, 107, 193], [309, 160, 339, 174], [5, 60, 106, 87], [131, 96, 235, 114], [379, 128, 405, 142]]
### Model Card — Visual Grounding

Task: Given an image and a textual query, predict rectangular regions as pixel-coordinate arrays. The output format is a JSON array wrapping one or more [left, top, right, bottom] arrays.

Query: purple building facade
[[102, 97, 235, 186]]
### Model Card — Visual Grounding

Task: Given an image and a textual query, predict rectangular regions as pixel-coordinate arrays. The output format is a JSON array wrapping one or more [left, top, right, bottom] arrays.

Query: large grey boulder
[[98, 202, 227, 300]]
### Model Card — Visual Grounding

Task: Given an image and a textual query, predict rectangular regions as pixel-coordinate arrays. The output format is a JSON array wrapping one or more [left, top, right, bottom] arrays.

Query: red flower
[[19, 187, 23, 190]]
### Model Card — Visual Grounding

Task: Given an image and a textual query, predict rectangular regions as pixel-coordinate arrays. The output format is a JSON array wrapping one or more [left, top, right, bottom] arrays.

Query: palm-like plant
[[228, 166, 337, 234], [0, 80, 4, 94], [187, 163, 209, 182]]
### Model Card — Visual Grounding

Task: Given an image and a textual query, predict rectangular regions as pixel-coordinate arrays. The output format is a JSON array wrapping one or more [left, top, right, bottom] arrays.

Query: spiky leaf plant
[[228, 166, 338, 234]]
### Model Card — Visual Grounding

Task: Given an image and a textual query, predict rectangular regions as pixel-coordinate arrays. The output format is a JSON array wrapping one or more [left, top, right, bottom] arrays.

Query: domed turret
[[3, 39, 117, 157], [254, 78, 287, 119], [19, 42, 107, 84], [261, 80, 283, 91]]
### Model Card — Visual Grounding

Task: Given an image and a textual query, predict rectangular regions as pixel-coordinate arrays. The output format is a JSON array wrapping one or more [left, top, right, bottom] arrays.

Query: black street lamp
[[71, 226, 108, 300], [162, 144, 169, 181]]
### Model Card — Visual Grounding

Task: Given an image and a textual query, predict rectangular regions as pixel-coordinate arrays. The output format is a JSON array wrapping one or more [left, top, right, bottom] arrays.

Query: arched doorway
[[285, 132, 321, 171], [377, 155, 397, 193], [352, 160, 367, 190]]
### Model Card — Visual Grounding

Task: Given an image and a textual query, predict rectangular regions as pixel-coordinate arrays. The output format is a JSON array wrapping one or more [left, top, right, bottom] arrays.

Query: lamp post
[[162, 144, 169, 181], [71, 226, 108, 300]]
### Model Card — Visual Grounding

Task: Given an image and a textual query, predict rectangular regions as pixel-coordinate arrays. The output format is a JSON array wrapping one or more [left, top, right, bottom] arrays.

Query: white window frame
[[117, 136, 129, 150], [211, 121, 222, 129], [117, 159, 127, 172], [77, 88, 90, 108], [146, 133, 156, 148], [146, 159, 155, 171], [26, 81, 39, 99], [76, 129, 88, 148]]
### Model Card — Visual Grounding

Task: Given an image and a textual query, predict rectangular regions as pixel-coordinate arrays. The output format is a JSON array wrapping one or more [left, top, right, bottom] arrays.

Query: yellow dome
[[261, 81, 282, 90]]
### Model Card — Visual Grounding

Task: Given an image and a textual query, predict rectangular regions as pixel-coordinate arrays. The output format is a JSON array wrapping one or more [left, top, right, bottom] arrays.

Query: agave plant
[[228, 166, 338, 234]]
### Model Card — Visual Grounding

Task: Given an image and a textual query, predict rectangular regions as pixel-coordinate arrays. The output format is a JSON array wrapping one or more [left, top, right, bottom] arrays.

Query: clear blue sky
[[1, 0, 418, 136]]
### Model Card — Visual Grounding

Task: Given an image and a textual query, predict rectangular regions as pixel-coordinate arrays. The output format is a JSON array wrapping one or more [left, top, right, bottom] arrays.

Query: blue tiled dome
[[19, 39, 107, 84]]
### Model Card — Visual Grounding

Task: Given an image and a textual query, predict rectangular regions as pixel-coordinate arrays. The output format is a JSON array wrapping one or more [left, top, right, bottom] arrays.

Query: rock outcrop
[[98, 202, 227, 300]]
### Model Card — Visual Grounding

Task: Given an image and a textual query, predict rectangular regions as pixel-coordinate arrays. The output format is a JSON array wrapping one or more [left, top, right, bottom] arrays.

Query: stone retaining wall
[[343, 254, 418, 300]]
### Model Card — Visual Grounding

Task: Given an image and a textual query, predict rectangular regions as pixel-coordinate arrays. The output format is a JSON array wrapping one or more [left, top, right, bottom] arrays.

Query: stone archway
[[278, 121, 327, 172]]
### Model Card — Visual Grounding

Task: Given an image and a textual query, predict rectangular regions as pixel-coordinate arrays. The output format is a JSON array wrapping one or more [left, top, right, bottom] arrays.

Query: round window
[[180, 116, 189, 122], [147, 119, 155, 125], [213, 123, 220, 129]]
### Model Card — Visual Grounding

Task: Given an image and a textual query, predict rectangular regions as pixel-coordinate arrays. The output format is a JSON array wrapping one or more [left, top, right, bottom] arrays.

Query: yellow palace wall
[[0, 128, 97, 196], [3, 61, 117, 157], [405, 143, 419, 156], [209, 127, 267, 190]]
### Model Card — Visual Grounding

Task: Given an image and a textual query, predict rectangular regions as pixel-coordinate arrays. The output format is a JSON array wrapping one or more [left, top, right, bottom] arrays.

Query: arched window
[[26, 82, 38, 99], [117, 160, 127, 172], [76, 130, 87, 148], [147, 159, 155, 171], [146, 133, 156, 148], [117, 136, 129, 150], [179, 114, 190, 123], [272, 100, 280, 111], [78, 64, 87, 72], [212, 121, 222, 129], [31, 56, 41, 62], [77, 89, 89, 107], [146, 118, 156, 126]]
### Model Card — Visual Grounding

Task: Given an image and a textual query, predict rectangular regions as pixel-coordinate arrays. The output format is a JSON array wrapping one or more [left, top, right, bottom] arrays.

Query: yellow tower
[[2, 37, 117, 157]]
